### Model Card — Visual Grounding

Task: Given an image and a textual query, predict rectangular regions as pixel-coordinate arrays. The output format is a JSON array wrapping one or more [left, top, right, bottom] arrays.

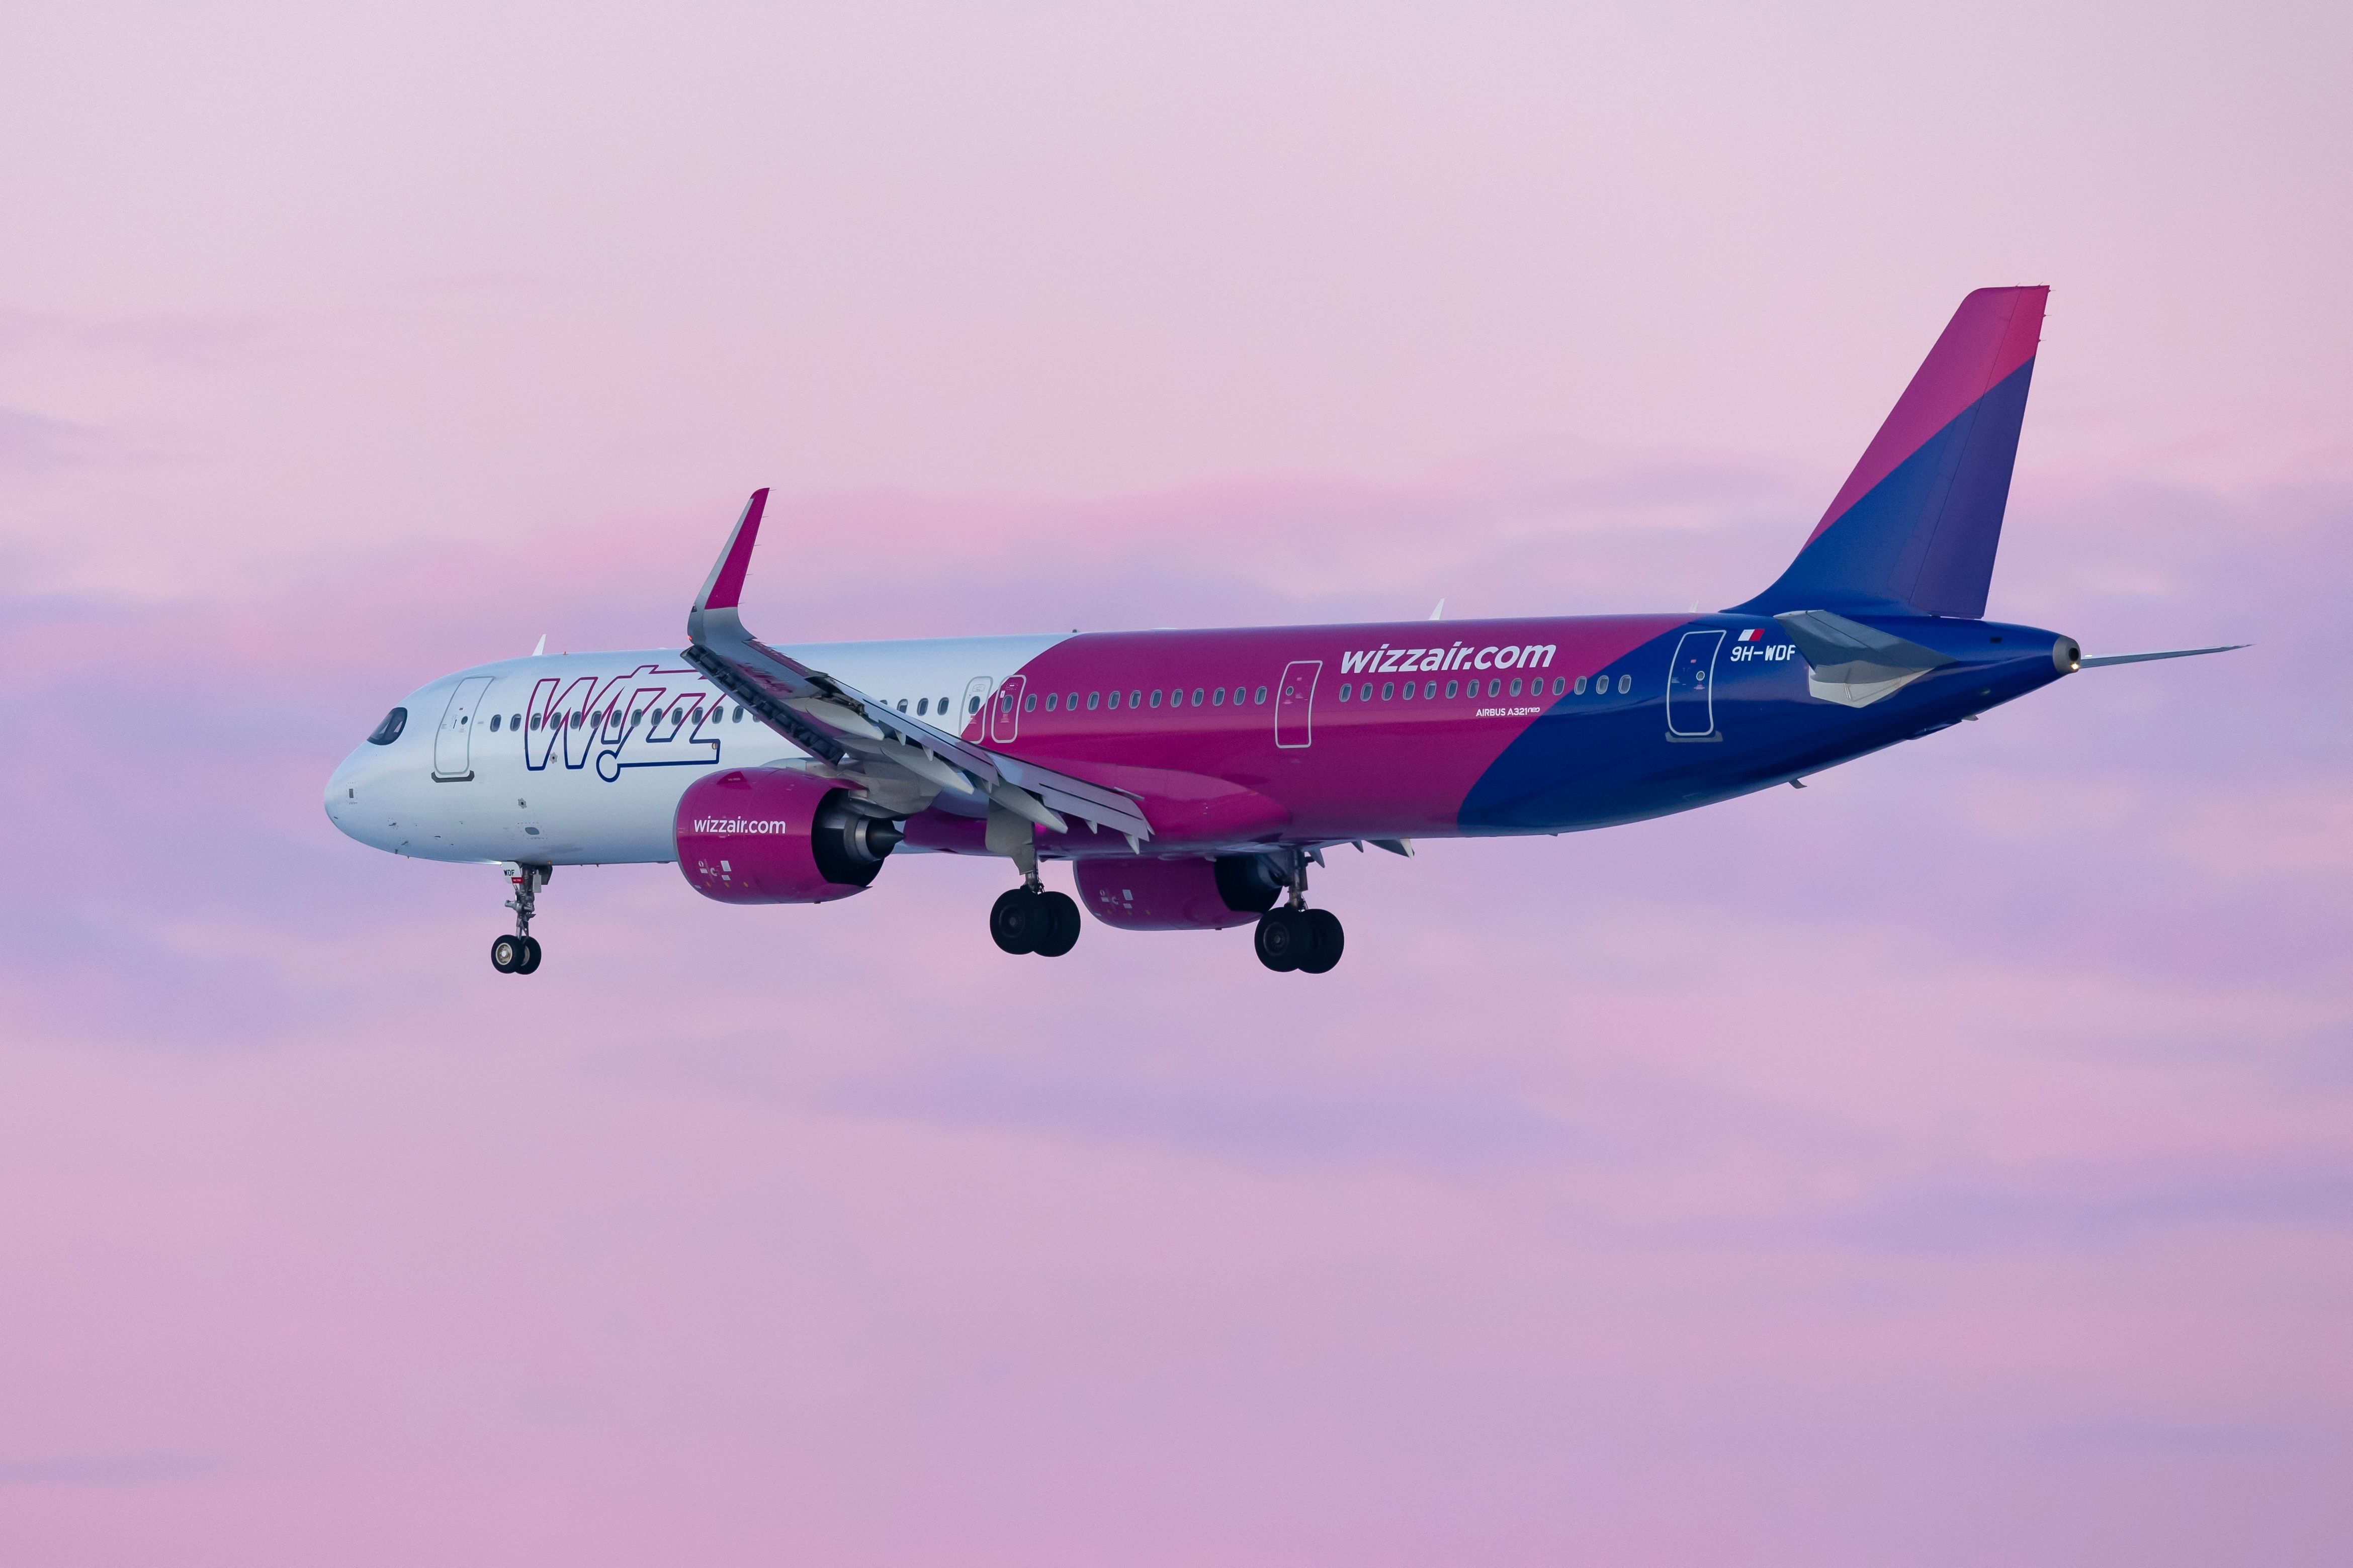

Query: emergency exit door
[[1275, 661, 1320, 749]]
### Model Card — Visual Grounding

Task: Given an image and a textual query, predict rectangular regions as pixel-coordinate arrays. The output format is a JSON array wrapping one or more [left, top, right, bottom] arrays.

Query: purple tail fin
[[1737, 287, 2048, 619]]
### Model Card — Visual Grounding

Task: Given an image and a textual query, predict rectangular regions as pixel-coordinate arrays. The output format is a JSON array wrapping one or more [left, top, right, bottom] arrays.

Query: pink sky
[[2, 5, 2348, 1564]]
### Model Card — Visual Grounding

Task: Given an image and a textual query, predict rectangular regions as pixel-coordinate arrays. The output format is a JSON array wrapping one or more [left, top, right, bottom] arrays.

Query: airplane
[[325, 286, 2239, 975]]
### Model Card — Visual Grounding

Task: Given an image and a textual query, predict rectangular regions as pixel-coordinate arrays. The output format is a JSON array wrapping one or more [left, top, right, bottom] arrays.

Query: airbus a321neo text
[[327, 288, 2238, 975]]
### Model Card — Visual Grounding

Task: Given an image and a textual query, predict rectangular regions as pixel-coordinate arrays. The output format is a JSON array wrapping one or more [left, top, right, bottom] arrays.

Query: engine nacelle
[[1074, 854, 1283, 931], [674, 768, 900, 904]]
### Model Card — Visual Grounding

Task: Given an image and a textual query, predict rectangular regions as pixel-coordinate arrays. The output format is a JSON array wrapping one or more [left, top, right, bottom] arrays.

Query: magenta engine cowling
[[673, 768, 899, 904], [1074, 855, 1281, 931]]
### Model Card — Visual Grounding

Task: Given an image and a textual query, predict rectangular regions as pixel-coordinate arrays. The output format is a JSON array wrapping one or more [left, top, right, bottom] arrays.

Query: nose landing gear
[[491, 863, 550, 974]]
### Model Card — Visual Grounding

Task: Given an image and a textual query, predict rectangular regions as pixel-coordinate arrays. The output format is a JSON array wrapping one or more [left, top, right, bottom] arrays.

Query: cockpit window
[[367, 707, 408, 745]]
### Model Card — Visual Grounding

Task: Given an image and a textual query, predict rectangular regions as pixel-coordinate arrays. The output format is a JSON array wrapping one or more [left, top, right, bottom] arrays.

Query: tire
[[490, 935, 522, 973], [516, 936, 543, 974], [1254, 909, 1304, 972], [990, 888, 1043, 954], [1297, 909, 1344, 974], [1032, 892, 1081, 958]]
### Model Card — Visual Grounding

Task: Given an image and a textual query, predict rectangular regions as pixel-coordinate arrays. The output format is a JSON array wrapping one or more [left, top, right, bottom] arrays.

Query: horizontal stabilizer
[[1776, 609, 1953, 708], [2079, 644, 2247, 668]]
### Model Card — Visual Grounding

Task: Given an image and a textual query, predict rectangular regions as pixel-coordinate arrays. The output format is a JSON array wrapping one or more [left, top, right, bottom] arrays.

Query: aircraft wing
[[680, 491, 1153, 843]]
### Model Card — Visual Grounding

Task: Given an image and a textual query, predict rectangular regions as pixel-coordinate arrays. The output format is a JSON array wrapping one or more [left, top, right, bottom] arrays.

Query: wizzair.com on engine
[[327, 288, 2239, 975]]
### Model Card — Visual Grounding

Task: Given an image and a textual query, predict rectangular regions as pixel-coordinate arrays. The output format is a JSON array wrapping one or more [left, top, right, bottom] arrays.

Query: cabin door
[[1666, 631, 1725, 737], [433, 676, 495, 780]]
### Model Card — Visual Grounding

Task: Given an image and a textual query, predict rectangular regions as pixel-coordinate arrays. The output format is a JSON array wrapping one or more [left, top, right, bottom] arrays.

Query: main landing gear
[[1254, 853, 1344, 975], [490, 862, 550, 975], [991, 883, 1081, 958], [988, 818, 1079, 958]]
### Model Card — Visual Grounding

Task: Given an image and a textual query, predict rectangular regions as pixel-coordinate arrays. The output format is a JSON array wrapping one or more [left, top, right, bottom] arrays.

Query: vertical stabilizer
[[1737, 287, 2047, 618]]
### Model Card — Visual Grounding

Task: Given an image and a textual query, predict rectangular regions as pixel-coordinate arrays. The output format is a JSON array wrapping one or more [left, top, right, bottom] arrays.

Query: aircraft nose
[[324, 747, 376, 838]]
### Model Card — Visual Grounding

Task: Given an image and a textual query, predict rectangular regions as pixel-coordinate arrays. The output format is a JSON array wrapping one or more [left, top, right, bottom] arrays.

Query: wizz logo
[[525, 664, 727, 782]]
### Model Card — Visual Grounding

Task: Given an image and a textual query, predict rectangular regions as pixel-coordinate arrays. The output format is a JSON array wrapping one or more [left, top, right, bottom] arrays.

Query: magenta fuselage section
[[957, 614, 1684, 852], [935, 608, 2070, 856]]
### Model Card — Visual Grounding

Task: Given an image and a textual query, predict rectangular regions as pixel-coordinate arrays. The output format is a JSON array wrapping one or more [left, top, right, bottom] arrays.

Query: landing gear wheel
[[1297, 909, 1344, 974], [991, 888, 1045, 954], [516, 936, 543, 974], [491, 934, 524, 973], [1032, 891, 1081, 958], [1254, 909, 1306, 972]]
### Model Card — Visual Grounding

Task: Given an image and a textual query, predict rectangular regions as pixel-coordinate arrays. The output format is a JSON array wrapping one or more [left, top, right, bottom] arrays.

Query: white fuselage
[[325, 635, 1061, 865]]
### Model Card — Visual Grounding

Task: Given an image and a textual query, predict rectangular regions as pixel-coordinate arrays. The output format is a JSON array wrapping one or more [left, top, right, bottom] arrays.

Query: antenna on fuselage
[[531, 634, 547, 656], [1428, 599, 1445, 620]]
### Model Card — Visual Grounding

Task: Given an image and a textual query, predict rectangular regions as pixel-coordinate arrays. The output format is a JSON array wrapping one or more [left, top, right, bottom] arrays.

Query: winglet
[[688, 489, 769, 645]]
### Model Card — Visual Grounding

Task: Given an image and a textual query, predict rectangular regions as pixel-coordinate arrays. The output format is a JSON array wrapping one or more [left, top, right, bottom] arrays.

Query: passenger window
[[969, 695, 981, 715], [1044, 692, 1059, 712], [1338, 683, 1352, 701], [1617, 674, 1631, 693], [1487, 679, 1501, 697], [897, 698, 909, 713], [1401, 682, 1415, 701], [366, 707, 407, 745], [939, 697, 948, 714], [1444, 680, 1458, 698], [1211, 687, 1226, 706], [1088, 691, 1101, 710], [1066, 691, 1078, 711], [733, 707, 744, 721], [1254, 686, 1268, 704], [1552, 677, 1565, 695], [1575, 677, 1588, 694], [1377, 682, 1390, 700], [1189, 687, 1204, 706], [1107, 690, 1121, 710], [1024, 693, 1037, 712], [489, 713, 501, 731], [916, 698, 928, 715], [1509, 678, 1522, 697], [1129, 690, 1143, 708], [1150, 689, 1163, 708]]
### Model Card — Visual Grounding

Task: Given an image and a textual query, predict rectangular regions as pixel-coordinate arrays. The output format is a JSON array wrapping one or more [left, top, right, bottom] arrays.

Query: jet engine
[[673, 768, 901, 904], [1074, 853, 1284, 931]]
